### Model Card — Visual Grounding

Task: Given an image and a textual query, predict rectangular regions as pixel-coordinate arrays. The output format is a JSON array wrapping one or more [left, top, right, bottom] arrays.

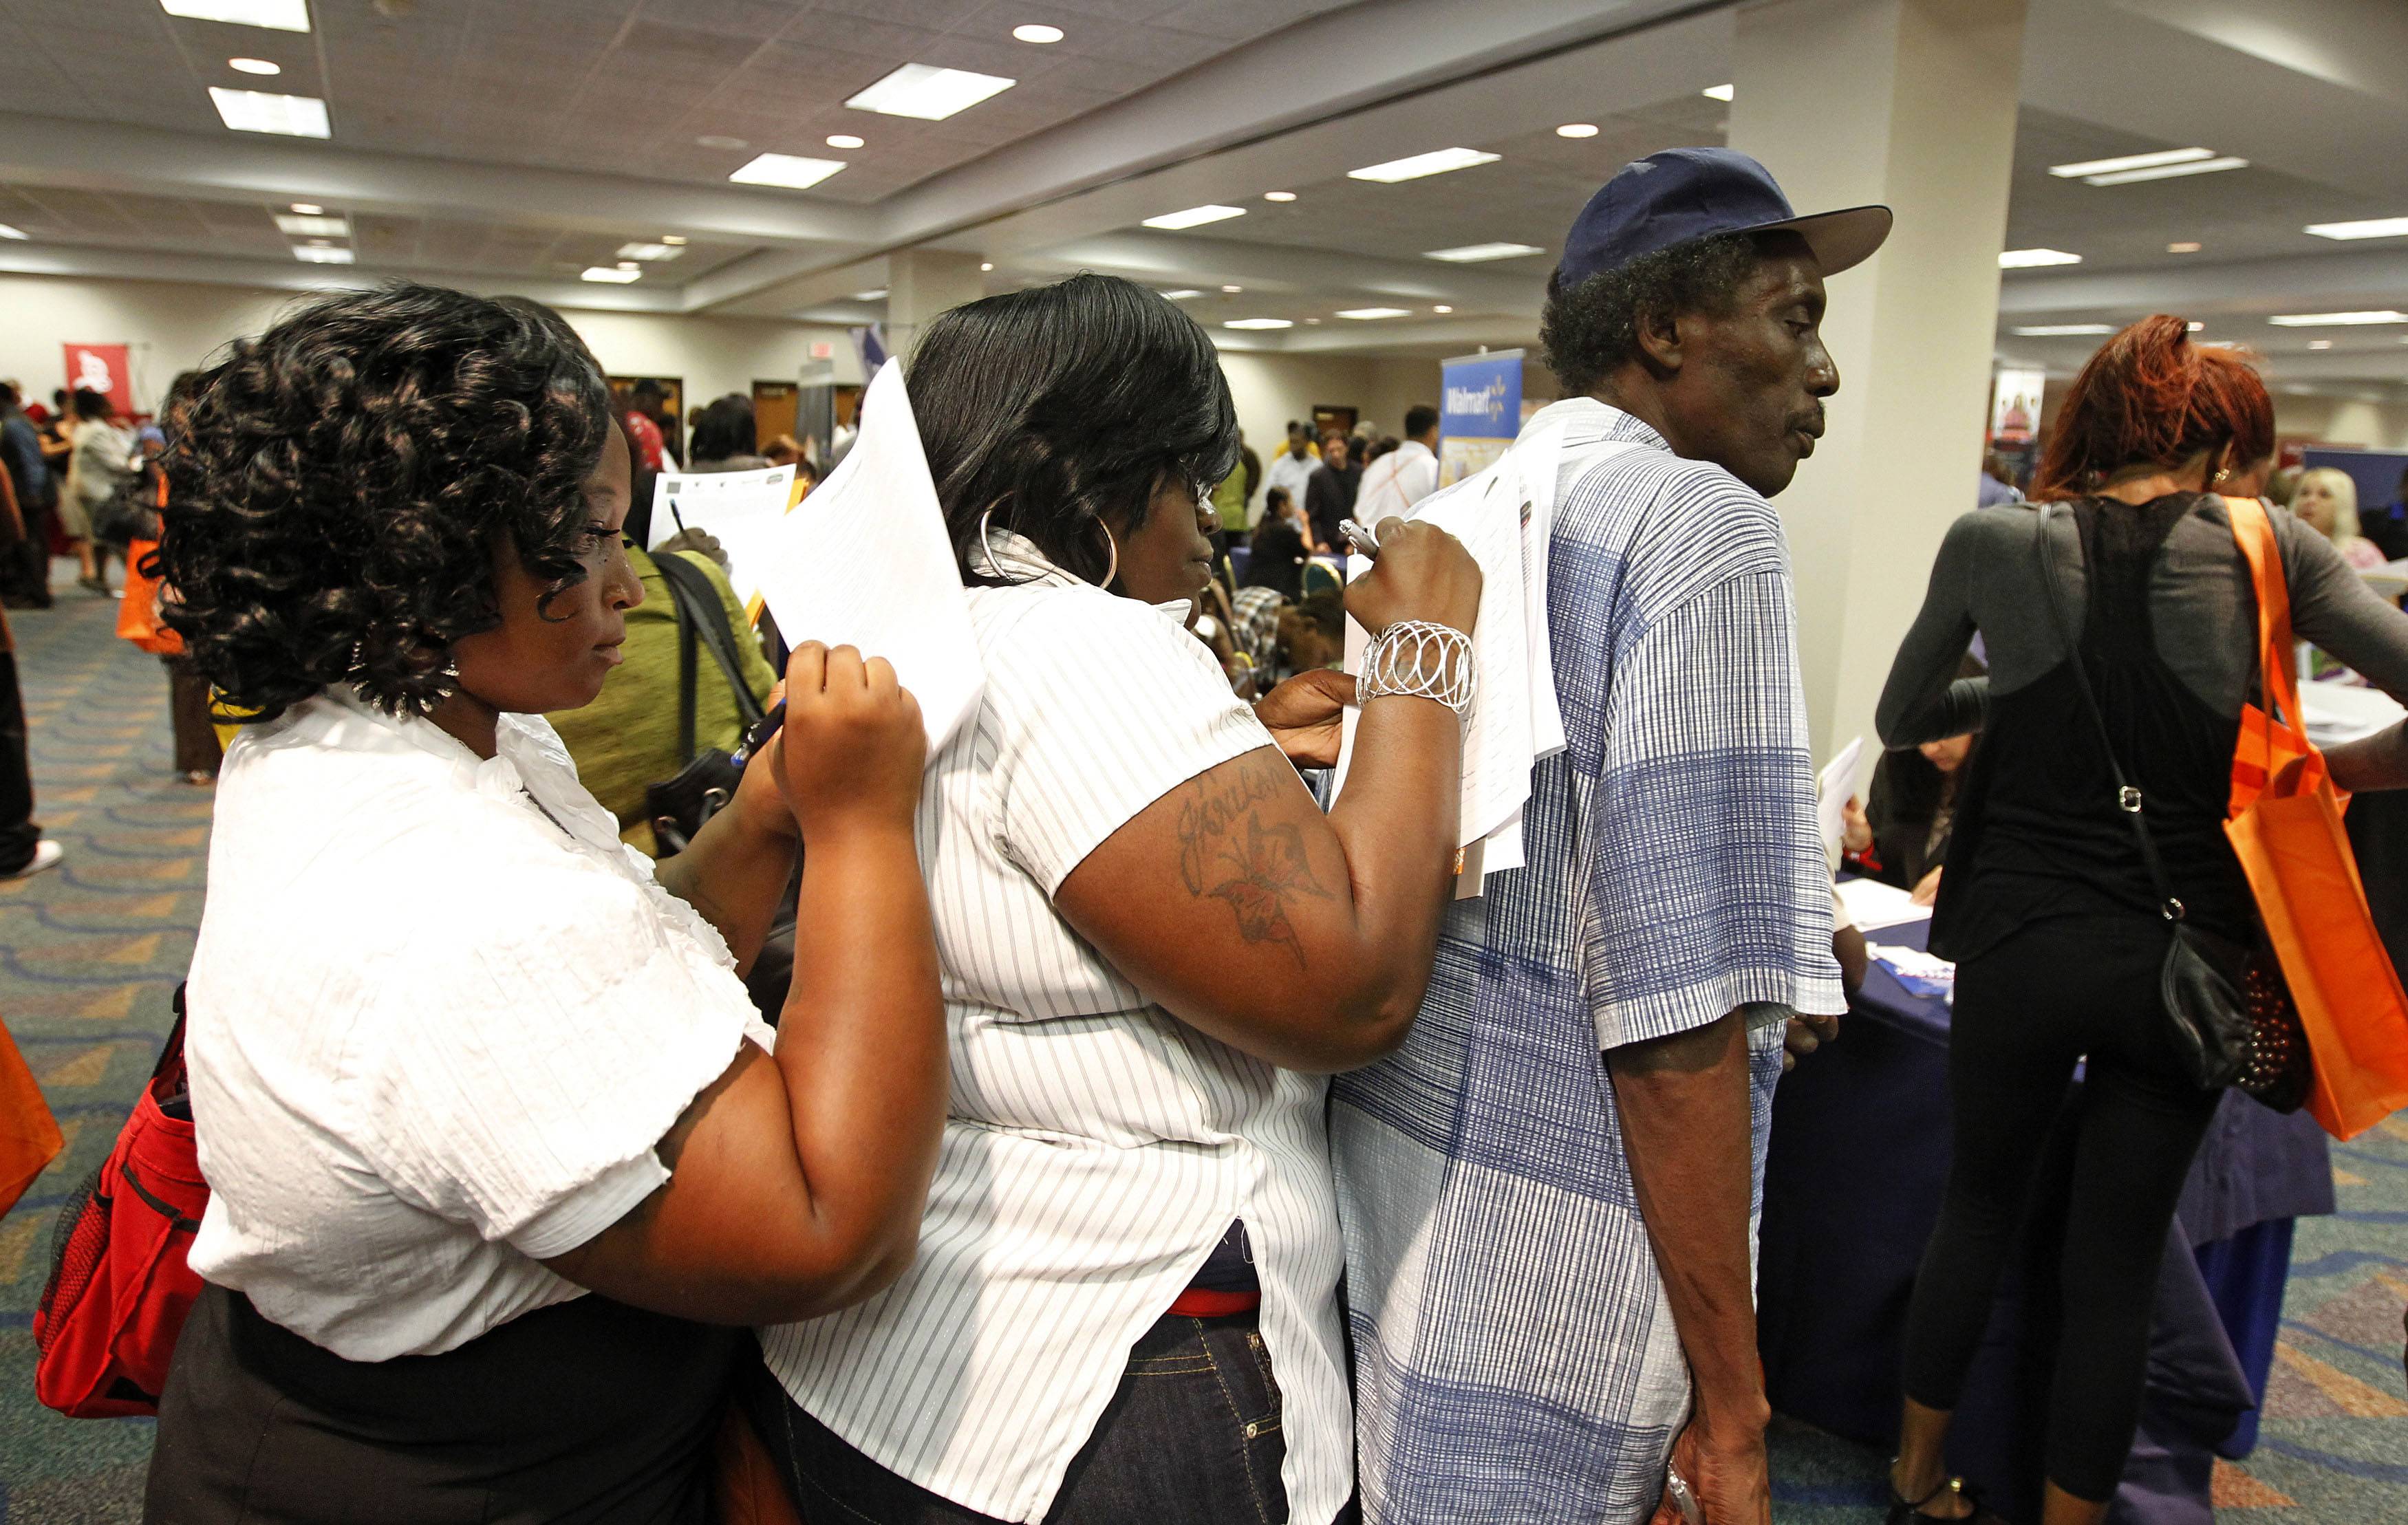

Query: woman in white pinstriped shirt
[[741, 274, 1483, 1524]]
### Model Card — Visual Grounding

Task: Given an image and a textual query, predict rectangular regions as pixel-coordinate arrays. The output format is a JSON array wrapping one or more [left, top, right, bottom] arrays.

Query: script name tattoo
[[1175, 759, 1331, 964]]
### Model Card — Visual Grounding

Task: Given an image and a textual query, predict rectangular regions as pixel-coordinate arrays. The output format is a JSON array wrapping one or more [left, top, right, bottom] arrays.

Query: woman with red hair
[[1872, 316, 2408, 1524]]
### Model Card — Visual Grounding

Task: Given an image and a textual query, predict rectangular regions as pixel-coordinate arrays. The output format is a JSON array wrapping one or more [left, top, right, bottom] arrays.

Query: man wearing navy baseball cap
[[1333, 148, 1894, 1525]]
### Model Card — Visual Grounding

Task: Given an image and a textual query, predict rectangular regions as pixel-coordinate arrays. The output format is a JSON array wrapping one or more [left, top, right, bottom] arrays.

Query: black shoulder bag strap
[[2032, 501, 2246, 1088], [654, 552, 767, 763]]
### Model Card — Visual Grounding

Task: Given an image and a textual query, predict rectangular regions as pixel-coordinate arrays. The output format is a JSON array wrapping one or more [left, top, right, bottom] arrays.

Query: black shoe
[[1887, 1475, 2009, 1524]]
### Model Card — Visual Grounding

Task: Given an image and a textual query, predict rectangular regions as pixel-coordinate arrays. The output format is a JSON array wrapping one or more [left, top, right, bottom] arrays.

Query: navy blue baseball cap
[[1554, 147, 1892, 290]]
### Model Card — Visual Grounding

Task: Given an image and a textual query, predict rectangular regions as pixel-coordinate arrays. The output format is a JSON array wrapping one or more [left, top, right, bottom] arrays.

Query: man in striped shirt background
[[1331, 148, 1889, 1524]]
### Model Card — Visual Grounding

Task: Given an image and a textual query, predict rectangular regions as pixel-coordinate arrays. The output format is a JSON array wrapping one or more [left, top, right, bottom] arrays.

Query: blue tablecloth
[[1758, 915, 2326, 1523]]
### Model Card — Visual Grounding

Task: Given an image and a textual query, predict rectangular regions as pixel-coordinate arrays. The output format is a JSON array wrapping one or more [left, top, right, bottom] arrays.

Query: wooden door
[[753, 381, 799, 451]]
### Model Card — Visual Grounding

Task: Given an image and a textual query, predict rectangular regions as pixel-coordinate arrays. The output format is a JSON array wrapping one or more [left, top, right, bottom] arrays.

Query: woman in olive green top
[[548, 542, 776, 854]]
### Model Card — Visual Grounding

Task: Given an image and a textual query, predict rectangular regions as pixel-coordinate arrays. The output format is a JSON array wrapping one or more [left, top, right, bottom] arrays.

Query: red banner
[[62, 343, 133, 411]]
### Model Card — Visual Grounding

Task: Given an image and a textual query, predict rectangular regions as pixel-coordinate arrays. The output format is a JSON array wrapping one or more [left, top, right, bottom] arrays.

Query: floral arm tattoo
[[1175, 755, 1332, 965]]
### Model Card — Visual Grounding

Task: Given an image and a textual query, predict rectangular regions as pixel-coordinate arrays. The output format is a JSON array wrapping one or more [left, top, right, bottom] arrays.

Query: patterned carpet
[[0, 586, 2402, 1522]]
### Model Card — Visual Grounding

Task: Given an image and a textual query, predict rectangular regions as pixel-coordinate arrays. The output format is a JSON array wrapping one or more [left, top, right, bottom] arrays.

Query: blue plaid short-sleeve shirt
[[1329, 399, 1845, 1524]]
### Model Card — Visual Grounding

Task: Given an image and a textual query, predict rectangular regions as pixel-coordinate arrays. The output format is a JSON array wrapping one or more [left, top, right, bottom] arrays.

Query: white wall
[[0, 272, 861, 418], [2275, 394, 2408, 453], [1213, 348, 1443, 460]]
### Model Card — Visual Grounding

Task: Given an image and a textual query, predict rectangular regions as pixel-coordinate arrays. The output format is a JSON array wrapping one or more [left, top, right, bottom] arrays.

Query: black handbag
[[643, 550, 767, 857], [2032, 502, 2305, 1102]]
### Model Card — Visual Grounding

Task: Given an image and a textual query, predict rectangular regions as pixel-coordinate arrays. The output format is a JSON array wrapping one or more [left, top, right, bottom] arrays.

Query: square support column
[[887, 250, 988, 367], [1729, 0, 2027, 757]]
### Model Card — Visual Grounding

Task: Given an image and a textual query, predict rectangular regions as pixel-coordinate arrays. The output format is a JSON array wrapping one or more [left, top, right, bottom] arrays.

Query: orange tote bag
[[2224, 495, 2408, 1140], [0, 1019, 65, 1218]]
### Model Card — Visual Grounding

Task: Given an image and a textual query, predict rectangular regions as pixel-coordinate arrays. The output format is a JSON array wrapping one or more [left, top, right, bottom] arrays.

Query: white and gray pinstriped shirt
[[760, 537, 1355, 1524]]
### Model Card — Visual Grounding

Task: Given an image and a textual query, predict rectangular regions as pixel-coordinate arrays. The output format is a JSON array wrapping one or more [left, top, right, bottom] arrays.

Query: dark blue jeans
[[740, 1310, 1293, 1524]]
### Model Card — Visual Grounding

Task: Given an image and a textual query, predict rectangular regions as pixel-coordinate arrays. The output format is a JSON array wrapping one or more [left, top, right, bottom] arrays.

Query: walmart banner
[[1439, 348, 1522, 488]]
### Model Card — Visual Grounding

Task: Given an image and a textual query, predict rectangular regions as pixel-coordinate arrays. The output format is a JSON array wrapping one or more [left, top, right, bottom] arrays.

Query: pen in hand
[[1337, 517, 1383, 559]]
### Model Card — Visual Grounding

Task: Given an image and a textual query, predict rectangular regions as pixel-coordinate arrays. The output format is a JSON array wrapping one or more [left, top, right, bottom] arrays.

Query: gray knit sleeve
[[1876, 511, 1989, 748], [2272, 507, 2408, 704]]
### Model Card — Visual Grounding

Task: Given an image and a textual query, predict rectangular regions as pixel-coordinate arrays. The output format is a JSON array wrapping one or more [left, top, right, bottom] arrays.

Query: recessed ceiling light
[[0, 224, 25, 240], [294, 246, 353, 263], [2304, 217, 2408, 241], [2187, 321, 2204, 332], [273, 212, 347, 237], [2083, 157, 2247, 186], [1701, 83, 1734, 102], [1142, 204, 1245, 230], [661, 235, 687, 246], [1263, 191, 1297, 202], [1999, 248, 2082, 268], [162, 0, 309, 32], [729, 153, 846, 190], [980, 261, 993, 271], [2012, 324, 2114, 336], [2047, 147, 2213, 179], [696, 135, 749, 151], [1337, 307, 1413, 320], [826, 133, 865, 150], [1225, 318, 1293, 330], [228, 56, 280, 74], [1556, 122, 1599, 138], [1349, 147, 1500, 183], [1221, 285, 1243, 294], [1433, 304, 1452, 314], [2268, 310, 2408, 327], [846, 63, 1015, 120], [2167, 241, 2202, 254], [288, 202, 321, 215], [581, 266, 641, 283], [1426, 242, 1544, 263], [208, 86, 330, 137], [616, 242, 682, 261], [2308, 339, 2334, 350], [852, 288, 888, 301], [1011, 23, 1064, 43], [1162, 289, 1201, 299]]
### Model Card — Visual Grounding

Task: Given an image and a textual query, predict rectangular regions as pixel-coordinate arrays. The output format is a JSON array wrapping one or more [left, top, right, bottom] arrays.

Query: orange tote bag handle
[[2222, 495, 2408, 1139]]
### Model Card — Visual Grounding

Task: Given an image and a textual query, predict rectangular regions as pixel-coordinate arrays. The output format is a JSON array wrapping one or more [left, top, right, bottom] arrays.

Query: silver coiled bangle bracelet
[[1357, 620, 1475, 720]]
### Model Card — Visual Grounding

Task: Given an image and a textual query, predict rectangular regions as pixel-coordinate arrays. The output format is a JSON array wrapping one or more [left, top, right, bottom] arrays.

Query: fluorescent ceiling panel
[[729, 153, 846, 189], [616, 242, 683, 261], [0, 224, 27, 241], [2047, 147, 2211, 178], [2305, 217, 2408, 241], [2266, 310, 2408, 327], [208, 86, 329, 137], [1337, 307, 1413, 320], [228, 56, 280, 74], [2083, 157, 2246, 186], [1161, 289, 1201, 299], [852, 288, 888, 301], [1142, 205, 1246, 231], [581, 266, 641, 283], [293, 246, 352, 263], [272, 213, 347, 237], [2012, 324, 2114, 336], [1701, 83, 1734, 101], [1998, 248, 2081, 268], [1425, 241, 1543, 263], [846, 63, 1015, 120], [1224, 318, 1293, 329], [1349, 148, 1499, 184], [161, 0, 309, 31]]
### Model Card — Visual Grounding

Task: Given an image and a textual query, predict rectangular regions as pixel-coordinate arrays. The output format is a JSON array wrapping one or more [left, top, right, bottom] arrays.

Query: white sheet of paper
[[1816, 735, 1867, 867], [1413, 467, 1534, 850], [2301, 681, 2407, 747], [754, 362, 984, 759], [647, 465, 795, 611], [1834, 875, 1929, 932]]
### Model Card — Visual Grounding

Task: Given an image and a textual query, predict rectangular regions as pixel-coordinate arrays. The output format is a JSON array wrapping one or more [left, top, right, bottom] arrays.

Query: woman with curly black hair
[[142, 281, 948, 1523], [742, 273, 1483, 1525]]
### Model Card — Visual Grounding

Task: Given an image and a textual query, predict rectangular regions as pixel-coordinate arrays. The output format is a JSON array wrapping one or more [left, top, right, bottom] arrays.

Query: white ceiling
[[3, 0, 2408, 397]]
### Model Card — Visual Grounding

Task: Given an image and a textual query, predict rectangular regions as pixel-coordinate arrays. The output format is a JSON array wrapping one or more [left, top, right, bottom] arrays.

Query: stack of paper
[[1834, 875, 1928, 933], [1331, 419, 1613, 896], [648, 464, 797, 615], [753, 362, 986, 760]]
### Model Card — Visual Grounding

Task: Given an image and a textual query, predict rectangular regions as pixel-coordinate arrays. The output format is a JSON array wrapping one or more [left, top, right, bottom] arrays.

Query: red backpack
[[32, 986, 206, 1417]]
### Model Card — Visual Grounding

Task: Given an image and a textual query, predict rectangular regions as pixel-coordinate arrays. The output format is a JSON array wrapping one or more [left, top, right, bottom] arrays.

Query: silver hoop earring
[[1093, 521, 1119, 590], [975, 507, 1009, 581]]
